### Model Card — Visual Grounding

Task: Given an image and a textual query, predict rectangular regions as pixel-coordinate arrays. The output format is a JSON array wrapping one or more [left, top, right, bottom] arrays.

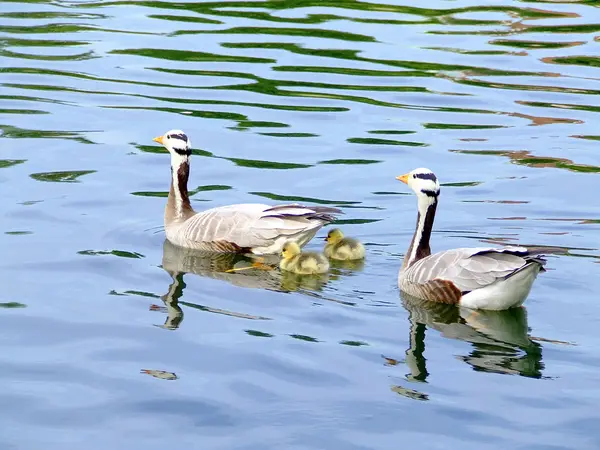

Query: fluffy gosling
[[279, 241, 329, 275], [324, 228, 365, 261]]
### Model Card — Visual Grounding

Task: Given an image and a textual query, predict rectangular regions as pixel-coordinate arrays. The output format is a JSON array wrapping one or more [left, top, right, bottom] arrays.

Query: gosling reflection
[[162, 239, 333, 293], [153, 240, 347, 329], [399, 292, 546, 380]]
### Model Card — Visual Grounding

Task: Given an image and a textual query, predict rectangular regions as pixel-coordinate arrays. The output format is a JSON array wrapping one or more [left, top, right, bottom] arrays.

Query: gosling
[[279, 241, 329, 275], [324, 228, 365, 261]]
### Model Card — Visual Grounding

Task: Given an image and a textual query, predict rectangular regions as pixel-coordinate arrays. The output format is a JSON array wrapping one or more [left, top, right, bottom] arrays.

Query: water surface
[[1, 0, 600, 448]]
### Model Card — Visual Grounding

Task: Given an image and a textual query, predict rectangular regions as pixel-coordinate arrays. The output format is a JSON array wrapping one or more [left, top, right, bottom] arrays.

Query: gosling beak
[[153, 136, 164, 145], [396, 173, 410, 184]]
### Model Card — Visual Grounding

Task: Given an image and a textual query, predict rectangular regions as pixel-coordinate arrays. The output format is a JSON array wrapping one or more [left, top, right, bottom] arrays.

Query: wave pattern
[[1, 1, 600, 449]]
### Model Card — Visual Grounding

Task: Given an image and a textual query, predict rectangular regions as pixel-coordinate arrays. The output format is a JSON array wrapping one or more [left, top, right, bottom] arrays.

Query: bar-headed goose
[[396, 168, 547, 310], [153, 129, 341, 255]]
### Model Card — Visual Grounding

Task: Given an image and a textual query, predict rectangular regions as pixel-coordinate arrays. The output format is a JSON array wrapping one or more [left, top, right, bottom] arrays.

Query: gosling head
[[396, 168, 440, 204], [153, 129, 192, 160], [325, 228, 344, 244], [281, 241, 302, 260]]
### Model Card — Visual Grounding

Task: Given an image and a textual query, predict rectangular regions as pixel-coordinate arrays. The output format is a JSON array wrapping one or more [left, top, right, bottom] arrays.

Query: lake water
[[1, 0, 600, 448]]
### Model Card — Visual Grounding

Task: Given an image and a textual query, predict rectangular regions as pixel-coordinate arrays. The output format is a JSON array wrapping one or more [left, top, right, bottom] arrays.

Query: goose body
[[280, 241, 329, 275], [154, 130, 341, 255], [324, 228, 365, 261], [397, 168, 546, 310]]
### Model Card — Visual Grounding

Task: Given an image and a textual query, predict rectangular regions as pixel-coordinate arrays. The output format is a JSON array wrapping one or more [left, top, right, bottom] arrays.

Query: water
[[1, 0, 600, 448]]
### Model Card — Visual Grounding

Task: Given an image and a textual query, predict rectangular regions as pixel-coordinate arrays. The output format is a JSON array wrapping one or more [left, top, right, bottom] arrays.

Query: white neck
[[402, 193, 437, 269], [168, 153, 191, 220]]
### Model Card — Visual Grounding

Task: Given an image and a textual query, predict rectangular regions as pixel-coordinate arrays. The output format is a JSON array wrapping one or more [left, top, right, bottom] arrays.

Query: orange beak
[[152, 136, 164, 145], [396, 173, 410, 184]]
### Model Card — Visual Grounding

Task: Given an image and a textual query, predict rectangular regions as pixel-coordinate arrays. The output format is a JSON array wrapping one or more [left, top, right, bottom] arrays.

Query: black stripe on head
[[167, 133, 188, 143], [414, 172, 437, 182], [421, 189, 439, 198], [173, 147, 191, 156]]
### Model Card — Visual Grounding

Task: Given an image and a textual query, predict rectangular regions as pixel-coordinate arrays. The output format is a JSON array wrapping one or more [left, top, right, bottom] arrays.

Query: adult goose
[[396, 168, 547, 310], [153, 129, 341, 254]]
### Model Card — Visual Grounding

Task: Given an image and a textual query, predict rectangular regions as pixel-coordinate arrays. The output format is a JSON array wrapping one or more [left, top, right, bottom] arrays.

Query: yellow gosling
[[324, 228, 366, 261], [280, 241, 329, 275]]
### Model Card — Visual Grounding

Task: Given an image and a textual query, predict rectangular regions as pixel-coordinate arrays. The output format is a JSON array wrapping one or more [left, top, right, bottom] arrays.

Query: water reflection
[[397, 292, 546, 383], [152, 240, 344, 329]]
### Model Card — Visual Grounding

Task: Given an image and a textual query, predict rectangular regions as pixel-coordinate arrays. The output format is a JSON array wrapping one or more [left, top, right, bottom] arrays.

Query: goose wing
[[403, 246, 546, 293], [178, 203, 341, 250]]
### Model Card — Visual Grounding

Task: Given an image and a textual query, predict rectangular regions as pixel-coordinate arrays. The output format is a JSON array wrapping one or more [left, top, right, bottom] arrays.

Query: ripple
[[2, 0, 600, 447]]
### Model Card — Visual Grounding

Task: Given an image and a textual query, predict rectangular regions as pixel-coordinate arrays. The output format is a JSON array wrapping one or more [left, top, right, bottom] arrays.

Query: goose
[[153, 129, 341, 255], [323, 228, 366, 260], [396, 168, 547, 310], [279, 241, 330, 275]]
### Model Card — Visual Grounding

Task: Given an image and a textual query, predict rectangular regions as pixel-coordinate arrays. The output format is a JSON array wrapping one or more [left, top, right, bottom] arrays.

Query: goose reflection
[[152, 240, 336, 329], [399, 291, 546, 381], [161, 239, 332, 292]]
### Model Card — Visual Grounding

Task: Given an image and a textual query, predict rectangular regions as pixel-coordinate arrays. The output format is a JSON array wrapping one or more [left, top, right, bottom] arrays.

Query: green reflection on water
[[249, 191, 358, 205], [110, 48, 276, 64], [78, 250, 145, 259], [0, 159, 26, 168], [30, 170, 96, 182]]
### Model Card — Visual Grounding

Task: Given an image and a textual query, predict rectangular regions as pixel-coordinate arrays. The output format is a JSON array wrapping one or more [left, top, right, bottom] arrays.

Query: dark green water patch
[[147, 14, 223, 25], [0, 108, 48, 115], [30, 170, 96, 183], [0, 23, 156, 35], [0, 159, 26, 169], [234, 120, 289, 129], [490, 39, 585, 50], [258, 132, 318, 138], [542, 56, 600, 69], [423, 123, 506, 130], [571, 135, 600, 141], [132, 185, 231, 198], [222, 41, 549, 77], [0, 302, 27, 308], [334, 219, 381, 225], [339, 340, 369, 347], [0, 125, 94, 143], [368, 130, 416, 135], [224, 158, 311, 170], [173, 26, 376, 43], [250, 192, 358, 205], [348, 137, 428, 147], [289, 334, 319, 343], [0, 37, 89, 47], [441, 181, 483, 187], [110, 48, 275, 64], [78, 250, 145, 259], [517, 101, 600, 114], [319, 159, 381, 165], [451, 149, 600, 174], [245, 330, 274, 338], [0, 49, 96, 61]]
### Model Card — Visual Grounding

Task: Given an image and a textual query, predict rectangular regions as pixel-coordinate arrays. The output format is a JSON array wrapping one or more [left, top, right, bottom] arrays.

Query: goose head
[[396, 168, 440, 204], [153, 129, 192, 161]]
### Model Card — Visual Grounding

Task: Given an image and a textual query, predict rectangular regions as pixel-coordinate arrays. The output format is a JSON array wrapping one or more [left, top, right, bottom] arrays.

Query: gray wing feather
[[405, 246, 544, 292], [179, 203, 341, 248]]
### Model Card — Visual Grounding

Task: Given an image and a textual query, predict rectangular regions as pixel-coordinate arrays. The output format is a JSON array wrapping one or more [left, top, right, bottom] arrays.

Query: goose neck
[[167, 157, 193, 221], [402, 195, 437, 269]]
